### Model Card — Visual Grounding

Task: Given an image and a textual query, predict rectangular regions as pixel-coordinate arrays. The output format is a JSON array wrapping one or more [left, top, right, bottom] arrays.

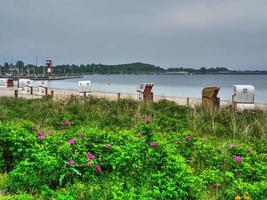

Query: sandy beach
[[1, 86, 266, 110]]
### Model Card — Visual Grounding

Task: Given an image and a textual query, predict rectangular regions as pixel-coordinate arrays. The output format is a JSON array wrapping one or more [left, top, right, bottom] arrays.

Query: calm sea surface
[[48, 74, 267, 103]]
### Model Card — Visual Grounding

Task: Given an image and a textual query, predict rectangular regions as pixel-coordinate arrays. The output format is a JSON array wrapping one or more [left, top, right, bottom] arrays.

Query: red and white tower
[[46, 59, 52, 75]]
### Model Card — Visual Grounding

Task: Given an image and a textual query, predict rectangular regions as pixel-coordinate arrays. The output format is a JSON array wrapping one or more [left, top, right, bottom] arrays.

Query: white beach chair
[[0, 79, 8, 88], [232, 85, 255, 111], [78, 81, 91, 96], [18, 79, 31, 89], [37, 81, 48, 96], [20, 79, 33, 95]]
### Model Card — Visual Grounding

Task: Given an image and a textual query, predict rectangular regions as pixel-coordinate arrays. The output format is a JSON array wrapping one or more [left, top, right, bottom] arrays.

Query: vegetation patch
[[0, 97, 266, 199]]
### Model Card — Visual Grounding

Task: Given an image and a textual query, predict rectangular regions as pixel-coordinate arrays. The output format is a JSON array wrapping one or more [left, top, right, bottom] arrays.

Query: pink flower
[[46, 129, 52, 134], [229, 144, 235, 148], [145, 116, 151, 124], [86, 161, 92, 166], [39, 135, 44, 140], [234, 155, 243, 163], [38, 131, 43, 136], [104, 144, 112, 148], [185, 136, 191, 142], [67, 160, 75, 166], [86, 153, 95, 159], [96, 165, 102, 171], [248, 148, 253, 153], [69, 138, 75, 144], [79, 133, 84, 140], [38, 131, 44, 140], [213, 182, 219, 189], [150, 142, 157, 148], [64, 120, 72, 126]]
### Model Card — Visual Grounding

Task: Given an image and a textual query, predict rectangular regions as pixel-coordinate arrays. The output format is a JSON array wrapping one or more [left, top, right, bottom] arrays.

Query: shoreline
[[1, 87, 267, 110]]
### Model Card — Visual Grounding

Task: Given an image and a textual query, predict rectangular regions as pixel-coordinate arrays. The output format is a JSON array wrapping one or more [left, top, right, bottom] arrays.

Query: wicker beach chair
[[137, 83, 154, 102], [202, 87, 220, 110]]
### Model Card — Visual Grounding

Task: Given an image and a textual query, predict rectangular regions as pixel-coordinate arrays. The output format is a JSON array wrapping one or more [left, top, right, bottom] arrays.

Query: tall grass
[[0, 96, 266, 144], [187, 105, 267, 147]]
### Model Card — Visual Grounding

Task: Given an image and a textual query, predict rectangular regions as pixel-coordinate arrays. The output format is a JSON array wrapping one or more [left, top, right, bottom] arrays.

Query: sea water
[[48, 74, 267, 103]]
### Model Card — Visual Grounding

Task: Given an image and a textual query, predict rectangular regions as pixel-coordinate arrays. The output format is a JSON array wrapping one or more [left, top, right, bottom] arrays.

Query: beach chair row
[[136, 83, 256, 111], [0, 78, 256, 111], [0, 78, 48, 96]]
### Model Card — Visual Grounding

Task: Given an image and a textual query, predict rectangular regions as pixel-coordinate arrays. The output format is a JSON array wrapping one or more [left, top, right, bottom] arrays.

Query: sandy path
[[1, 87, 266, 110]]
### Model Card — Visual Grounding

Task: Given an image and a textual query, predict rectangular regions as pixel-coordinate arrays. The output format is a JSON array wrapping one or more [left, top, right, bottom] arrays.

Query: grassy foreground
[[0, 96, 266, 199]]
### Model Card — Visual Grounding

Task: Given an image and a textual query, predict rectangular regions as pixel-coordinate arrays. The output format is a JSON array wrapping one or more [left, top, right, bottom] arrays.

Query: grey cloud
[[0, 0, 267, 69]]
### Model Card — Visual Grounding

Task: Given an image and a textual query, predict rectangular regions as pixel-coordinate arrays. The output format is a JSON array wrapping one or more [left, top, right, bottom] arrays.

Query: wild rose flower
[[185, 136, 191, 142], [69, 138, 75, 144], [234, 155, 243, 163], [86, 153, 94, 159], [229, 144, 235, 148], [145, 116, 151, 124], [86, 161, 92, 166], [96, 165, 102, 171], [46, 129, 52, 134], [248, 148, 253, 153], [64, 120, 72, 126], [38, 131, 44, 140], [104, 144, 112, 148], [213, 182, 219, 189], [150, 142, 157, 148], [67, 160, 75, 166]]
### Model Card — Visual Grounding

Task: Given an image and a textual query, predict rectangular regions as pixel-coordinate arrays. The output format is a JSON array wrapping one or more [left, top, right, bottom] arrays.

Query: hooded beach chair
[[232, 85, 255, 111]]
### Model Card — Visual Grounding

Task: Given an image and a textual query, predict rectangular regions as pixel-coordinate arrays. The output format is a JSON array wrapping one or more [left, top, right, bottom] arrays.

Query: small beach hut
[[0, 79, 14, 88], [202, 87, 220, 110], [7, 79, 14, 87], [20, 79, 33, 95], [78, 81, 91, 96], [37, 81, 48, 96], [232, 85, 255, 111], [0, 79, 8, 87], [18, 79, 31, 88], [137, 83, 154, 102]]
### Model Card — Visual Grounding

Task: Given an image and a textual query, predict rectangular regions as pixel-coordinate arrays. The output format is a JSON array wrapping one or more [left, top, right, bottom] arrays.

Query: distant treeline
[[0, 61, 266, 75]]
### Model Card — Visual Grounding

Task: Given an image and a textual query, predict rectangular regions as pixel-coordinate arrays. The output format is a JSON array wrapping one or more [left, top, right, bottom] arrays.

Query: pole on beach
[[51, 90, 54, 98], [83, 91, 86, 98], [45, 87, 48, 96], [14, 90, 18, 98], [117, 93, 121, 101], [187, 97, 190, 107]]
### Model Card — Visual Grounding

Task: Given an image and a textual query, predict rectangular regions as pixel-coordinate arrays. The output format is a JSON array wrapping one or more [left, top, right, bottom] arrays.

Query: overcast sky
[[0, 0, 267, 70]]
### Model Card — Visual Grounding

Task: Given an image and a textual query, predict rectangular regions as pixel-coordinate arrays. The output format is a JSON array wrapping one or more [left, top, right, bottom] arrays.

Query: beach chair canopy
[[233, 85, 255, 103], [78, 81, 91, 92], [202, 87, 220, 99], [19, 79, 32, 88], [0, 79, 8, 87], [7, 79, 14, 87], [137, 83, 154, 93]]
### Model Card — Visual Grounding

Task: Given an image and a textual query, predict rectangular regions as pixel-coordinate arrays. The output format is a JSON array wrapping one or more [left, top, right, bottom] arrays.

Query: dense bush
[[0, 97, 266, 199]]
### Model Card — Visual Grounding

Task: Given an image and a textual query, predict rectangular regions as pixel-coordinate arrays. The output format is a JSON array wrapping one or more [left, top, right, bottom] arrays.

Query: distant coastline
[[1, 61, 266, 76]]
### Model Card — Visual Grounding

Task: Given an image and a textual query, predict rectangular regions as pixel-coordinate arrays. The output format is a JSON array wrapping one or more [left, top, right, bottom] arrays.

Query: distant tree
[[16, 60, 24, 75]]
